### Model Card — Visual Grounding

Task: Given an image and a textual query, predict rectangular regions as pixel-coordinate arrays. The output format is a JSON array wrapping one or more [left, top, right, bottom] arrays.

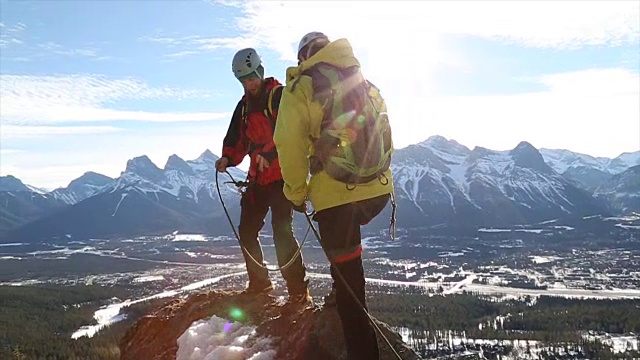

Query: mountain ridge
[[1, 137, 638, 241]]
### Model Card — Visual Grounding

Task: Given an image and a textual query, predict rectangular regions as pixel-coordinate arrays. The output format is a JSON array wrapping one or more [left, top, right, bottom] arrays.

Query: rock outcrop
[[119, 289, 421, 360]]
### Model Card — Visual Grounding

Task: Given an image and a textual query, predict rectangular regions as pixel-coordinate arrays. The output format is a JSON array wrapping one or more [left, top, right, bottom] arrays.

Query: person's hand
[[292, 201, 307, 213], [215, 157, 229, 173], [257, 154, 270, 172]]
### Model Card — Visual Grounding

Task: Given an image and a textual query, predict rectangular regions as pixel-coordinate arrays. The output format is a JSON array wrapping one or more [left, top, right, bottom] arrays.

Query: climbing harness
[[215, 170, 311, 272]]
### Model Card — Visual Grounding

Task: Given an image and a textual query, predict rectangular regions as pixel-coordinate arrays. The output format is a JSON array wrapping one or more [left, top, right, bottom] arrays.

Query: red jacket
[[221, 77, 284, 186]]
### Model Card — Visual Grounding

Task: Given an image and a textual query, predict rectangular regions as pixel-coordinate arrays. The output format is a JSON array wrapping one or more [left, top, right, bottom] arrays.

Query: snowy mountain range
[[1, 136, 638, 241], [385, 136, 636, 232], [0, 150, 247, 241]]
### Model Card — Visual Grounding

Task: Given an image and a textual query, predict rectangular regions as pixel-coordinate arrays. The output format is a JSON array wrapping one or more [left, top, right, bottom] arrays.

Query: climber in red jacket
[[215, 48, 311, 306]]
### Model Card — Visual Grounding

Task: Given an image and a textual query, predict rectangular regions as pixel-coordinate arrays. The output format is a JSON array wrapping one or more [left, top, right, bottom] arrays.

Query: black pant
[[238, 180, 308, 296], [313, 194, 390, 360]]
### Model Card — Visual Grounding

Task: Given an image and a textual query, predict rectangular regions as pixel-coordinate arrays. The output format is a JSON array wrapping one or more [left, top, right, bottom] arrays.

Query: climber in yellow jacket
[[274, 31, 395, 360]]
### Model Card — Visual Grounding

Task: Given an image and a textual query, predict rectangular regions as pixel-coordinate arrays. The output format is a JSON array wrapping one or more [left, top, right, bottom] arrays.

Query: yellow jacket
[[274, 38, 395, 212]]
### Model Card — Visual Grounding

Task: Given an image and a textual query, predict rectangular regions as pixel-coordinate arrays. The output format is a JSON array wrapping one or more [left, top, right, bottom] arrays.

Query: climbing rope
[[215, 170, 311, 272], [301, 211, 404, 360], [216, 169, 403, 359]]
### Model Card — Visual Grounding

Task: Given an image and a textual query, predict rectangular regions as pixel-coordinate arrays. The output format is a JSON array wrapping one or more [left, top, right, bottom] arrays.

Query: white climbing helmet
[[297, 31, 329, 56], [232, 48, 263, 80]]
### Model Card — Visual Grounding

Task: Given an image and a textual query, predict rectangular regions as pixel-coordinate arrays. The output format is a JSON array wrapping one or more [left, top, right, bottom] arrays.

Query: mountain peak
[[513, 141, 536, 151], [0, 175, 30, 192], [124, 155, 165, 182], [125, 155, 158, 171], [421, 135, 449, 144], [510, 141, 553, 174], [419, 135, 470, 156], [68, 171, 113, 187], [164, 154, 194, 174], [197, 149, 218, 162]]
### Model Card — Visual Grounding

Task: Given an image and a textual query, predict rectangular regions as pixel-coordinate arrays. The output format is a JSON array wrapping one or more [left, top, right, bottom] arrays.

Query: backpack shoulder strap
[[265, 84, 284, 127]]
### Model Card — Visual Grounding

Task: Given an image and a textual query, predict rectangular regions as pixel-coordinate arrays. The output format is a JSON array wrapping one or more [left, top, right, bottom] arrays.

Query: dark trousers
[[238, 180, 308, 296], [313, 194, 390, 360]]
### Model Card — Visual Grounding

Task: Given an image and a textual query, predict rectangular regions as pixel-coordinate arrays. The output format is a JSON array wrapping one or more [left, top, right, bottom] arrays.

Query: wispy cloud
[[140, 33, 254, 58], [1, 24, 109, 61], [201, 1, 639, 158], [0, 149, 25, 155], [0, 74, 228, 125], [206, 0, 639, 61], [0, 22, 27, 48], [2, 125, 124, 139], [37, 41, 99, 58]]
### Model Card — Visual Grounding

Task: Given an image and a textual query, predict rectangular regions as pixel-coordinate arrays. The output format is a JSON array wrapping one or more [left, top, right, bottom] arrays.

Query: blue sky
[[1, 0, 638, 189]]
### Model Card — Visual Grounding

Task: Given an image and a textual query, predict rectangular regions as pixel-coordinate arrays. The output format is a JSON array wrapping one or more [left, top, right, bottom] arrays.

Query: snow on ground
[[538, 219, 558, 224], [478, 228, 511, 233], [616, 224, 640, 229], [604, 214, 640, 221], [443, 274, 477, 295], [71, 271, 246, 339], [530, 255, 563, 264], [552, 225, 574, 230], [132, 275, 164, 283], [172, 234, 207, 242], [177, 315, 276, 360], [515, 229, 545, 234], [0, 242, 27, 247], [583, 332, 640, 353], [181, 251, 235, 260], [438, 251, 465, 257]]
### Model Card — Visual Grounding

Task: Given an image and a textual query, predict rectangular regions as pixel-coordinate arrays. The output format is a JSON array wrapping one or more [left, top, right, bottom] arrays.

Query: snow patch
[[530, 255, 563, 264], [132, 275, 164, 283], [177, 315, 276, 360], [72, 271, 246, 339], [478, 228, 511, 233], [616, 224, 640, 229], [172, 234, 207, 242], [112, 193, 128, 216]]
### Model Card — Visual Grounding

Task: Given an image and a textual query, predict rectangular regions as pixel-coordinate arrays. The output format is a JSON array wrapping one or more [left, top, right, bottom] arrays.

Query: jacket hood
[[265, 76, 282, 89], [286, 38, 360, 86]]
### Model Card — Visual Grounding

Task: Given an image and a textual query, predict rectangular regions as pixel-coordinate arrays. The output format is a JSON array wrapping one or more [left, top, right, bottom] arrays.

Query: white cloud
[[1, 123, 235, 189], [532, 68, 640, 96], [37, 41, 99, 57], [388, 68, 640, 158], [0, 22, 26, 48], [0, 163, 119, 191], [208, 1, 639, 158], [213, 0, 639, 60], [0, 74, 227, 125], [1, 125, 124, 138], [0, 149, 24, 155], [140, 34, 257, 57]]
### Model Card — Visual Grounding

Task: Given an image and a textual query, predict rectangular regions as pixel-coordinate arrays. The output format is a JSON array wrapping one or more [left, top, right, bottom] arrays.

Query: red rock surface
[[119, 289, 420, 360]]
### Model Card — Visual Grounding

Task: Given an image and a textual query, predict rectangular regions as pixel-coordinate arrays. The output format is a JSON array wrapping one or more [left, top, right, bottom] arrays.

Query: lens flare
[[229, 307, 244, 321], [223, 321, 233, 333]]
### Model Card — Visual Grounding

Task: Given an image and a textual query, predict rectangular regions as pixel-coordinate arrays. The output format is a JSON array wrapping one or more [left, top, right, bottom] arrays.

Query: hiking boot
[[323, 286, 336, 307], [243, 281, 273, 295], [282, 288, 313, 313], [289, 288, 312, 305]]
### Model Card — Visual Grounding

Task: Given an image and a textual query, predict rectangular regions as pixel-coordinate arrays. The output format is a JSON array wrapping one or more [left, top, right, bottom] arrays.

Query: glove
[[292, 201, 307, 213]]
